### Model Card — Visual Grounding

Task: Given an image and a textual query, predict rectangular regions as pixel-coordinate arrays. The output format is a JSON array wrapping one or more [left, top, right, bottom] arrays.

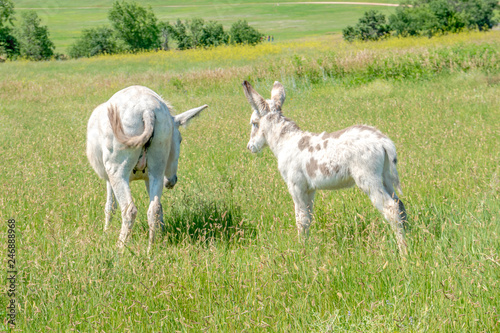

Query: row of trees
[[343, 0, 499, 42], [70, 10, 263, 59], [2, 0, 497, 59], [164, 18, 263, 50], [0, 0, 263, 61]]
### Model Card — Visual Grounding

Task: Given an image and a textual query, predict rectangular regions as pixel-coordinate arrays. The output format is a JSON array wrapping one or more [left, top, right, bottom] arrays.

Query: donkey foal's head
[[242, 80, 286, 153]]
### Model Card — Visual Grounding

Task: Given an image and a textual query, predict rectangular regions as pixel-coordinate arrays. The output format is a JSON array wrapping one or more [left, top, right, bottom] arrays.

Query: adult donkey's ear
[[271, 81, 286, 112], [174, 104, 208, 127], [242, 81, 270, 116]]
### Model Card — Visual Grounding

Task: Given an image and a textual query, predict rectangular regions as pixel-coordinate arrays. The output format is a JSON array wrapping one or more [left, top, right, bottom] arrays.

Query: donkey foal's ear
[[242, 81, 270, 115], [271, 81, 286, 111]]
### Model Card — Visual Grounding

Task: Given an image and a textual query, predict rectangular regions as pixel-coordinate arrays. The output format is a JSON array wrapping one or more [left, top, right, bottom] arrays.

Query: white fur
[[242, 81, 407, 255], [87, 85, 207, 252]]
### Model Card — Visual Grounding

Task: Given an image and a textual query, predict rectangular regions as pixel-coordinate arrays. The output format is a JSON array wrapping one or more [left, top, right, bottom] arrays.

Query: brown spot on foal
[[322, 128, 348, 140], [319, 163, 330, 176], [298, 136, 311, 151], [306, 157, 319, 178]]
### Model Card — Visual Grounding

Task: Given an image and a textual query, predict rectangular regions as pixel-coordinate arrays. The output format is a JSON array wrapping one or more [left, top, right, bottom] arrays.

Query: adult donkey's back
[[87, 85, 207, 252]]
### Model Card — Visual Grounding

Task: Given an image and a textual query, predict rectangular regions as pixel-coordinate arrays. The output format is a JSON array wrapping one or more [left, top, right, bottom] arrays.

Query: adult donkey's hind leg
[[146, 181, 163, 254], [145, 140, 168, 254], [104, 180, 117, 231], [105, 153, 139, 250]]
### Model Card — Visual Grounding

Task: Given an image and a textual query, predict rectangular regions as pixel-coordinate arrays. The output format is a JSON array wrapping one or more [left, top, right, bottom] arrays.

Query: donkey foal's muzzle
[[247, 143, 258, 153]]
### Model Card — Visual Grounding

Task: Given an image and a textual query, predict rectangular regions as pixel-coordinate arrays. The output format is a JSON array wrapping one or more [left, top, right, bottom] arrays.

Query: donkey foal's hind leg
[[396, 197, 408, 232], [361, 182, 407, 255], [383, 197, 407, 255]]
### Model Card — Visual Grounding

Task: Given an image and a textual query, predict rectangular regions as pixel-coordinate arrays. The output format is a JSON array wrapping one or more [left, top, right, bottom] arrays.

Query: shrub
[[69, 27, 120, 58], [16, 11, 54, 60], [108, 0, 160, 51], [229, 20, 263, 45], [342, 26, 358, 43], [343, 10, 390, 42]]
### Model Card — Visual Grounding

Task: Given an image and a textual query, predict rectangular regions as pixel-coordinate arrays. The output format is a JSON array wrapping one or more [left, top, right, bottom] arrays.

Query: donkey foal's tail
[[383, 145, 403, 196]]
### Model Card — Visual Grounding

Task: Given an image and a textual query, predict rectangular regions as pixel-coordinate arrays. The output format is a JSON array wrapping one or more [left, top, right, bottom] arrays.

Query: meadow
[[1, 29, 500, 331], [13, 0, 399, 53]]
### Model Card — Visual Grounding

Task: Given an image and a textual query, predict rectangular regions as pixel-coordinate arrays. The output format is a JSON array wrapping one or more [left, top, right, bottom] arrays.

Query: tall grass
[[0, 32, 499, 331]]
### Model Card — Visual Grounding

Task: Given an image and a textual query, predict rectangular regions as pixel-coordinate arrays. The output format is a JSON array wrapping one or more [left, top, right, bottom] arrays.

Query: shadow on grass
[[159, 197, 256, 246]]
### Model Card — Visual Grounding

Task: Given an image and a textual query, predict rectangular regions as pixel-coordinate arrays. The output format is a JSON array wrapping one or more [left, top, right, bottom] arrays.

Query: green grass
[[0, 32, 499, 331], [12, 0, 398, 53]]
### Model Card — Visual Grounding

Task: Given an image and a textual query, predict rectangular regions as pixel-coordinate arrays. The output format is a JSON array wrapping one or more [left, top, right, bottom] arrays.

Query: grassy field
[[1, 30, 500, 331], [13, 0, 399, 53]]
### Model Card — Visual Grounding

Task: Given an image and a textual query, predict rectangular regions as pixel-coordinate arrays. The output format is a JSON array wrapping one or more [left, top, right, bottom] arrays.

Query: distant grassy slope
[[13, 0, 398, 53], [15, 0, 402, 7]]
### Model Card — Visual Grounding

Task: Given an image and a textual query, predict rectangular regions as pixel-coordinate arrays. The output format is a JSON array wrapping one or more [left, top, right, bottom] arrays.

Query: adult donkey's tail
[[108, 104, 155, 148]]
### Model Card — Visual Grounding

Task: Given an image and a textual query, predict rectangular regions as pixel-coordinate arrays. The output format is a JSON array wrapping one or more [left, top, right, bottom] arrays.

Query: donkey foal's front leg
[[289, 183, 315, 240]]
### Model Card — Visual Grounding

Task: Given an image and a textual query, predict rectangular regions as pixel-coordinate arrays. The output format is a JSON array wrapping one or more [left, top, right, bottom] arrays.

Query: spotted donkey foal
[[242, 81, 408, 255]]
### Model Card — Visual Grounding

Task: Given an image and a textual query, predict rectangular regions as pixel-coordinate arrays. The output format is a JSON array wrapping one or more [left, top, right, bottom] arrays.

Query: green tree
[[0, 0, 19, 58], [199, 20, 228, 47], [389, 4, 439, 37], [229, 20, 263, 45], [69, 27, 120, 58], [168, 18, 229, 49], [169, 19, 192, 50], [157, 21, 173, 50], [108, 0, 160, 51], [458, 0, 499, 30], [17, 11, 54, 60], [357, 10, 390, 40], [428, 0, 466, 32], [389, 0, 499, 37], [343, 10, 390, 42], [188, 18, 204, 48]]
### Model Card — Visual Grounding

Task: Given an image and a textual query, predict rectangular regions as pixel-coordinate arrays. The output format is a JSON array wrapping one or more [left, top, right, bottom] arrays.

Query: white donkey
[[87, 85, 207, 252], [242, 81, 407, 254]]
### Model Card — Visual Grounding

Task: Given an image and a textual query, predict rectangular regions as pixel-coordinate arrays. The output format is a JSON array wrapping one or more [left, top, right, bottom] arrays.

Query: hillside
[[13, 0, 399, 53]]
